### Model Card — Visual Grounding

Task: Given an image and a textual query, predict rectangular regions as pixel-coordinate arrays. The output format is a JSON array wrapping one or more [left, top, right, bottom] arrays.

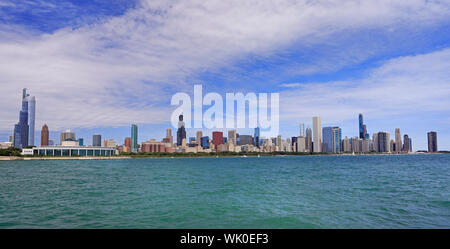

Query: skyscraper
[[176, 115, 186, 146], [427, 131, 437, 152], [254, 127, 260, 148], [131, 124, 138, 152], [60, 129, 76, 144], [395, 128, 402, 153], [201, 136, 210, 149], [27, 95, 36, 146], [313, 116, 322, 153], [403, 134, 410, 152], [196, 131, 202, 146], [13, 88, 30, 149], [300, 123, 305, 137], [93, 134, 102, 147], [359, 114, 364, 139], [305, 127, 312, 152], [166, 128, 173, 144], [322, 126, 341, 153], [228, 130, 237, 145], [41, 124, 49, 146], [212, 131, 223, 150], [377, 132, 390, 153]]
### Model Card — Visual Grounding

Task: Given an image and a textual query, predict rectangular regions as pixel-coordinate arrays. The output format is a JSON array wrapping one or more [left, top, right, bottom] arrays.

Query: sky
[[0, 0, 449, 150]]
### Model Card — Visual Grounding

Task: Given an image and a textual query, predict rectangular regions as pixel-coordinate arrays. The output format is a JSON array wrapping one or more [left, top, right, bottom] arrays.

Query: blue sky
[[0, 0, 449, 150]]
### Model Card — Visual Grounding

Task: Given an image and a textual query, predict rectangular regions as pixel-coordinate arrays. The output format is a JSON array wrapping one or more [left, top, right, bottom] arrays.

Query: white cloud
[[279, 48, 450, 123], [0, 0, 449, 134]]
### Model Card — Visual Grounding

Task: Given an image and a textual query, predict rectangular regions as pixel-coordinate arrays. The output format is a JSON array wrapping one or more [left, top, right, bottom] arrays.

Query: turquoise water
[[0, 154, 449, 228]]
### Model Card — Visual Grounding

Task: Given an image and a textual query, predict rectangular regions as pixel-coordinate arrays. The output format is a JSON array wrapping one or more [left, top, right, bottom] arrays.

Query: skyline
[[0, 1, 449, 150]]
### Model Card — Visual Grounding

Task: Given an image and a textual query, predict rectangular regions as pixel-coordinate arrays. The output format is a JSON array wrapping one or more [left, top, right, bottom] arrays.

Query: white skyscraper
[[27, 95, 36, 146], [313, 116, 322, 153], [300, 123, 305, 137], [395, 128, 402, 153]]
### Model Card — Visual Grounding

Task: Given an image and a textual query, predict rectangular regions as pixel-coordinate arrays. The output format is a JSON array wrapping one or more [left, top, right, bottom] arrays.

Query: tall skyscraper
[[300, 123, 305, 137], [93, 134, 102, 147], [323, 126, 341, 153], [395, 128, 402, 153], [196, 131, 202, 146], [13, 88, 30, 149], [427, 131, 437, 152], [131, 124, 138, 152], [166, 128, 173, 144], [377, 132, 390, 153], [41, 124, 49, 146], [27, 95, 36, 146], [403, 134, 410, 152], [305, 127, 312, 152], [228, 130, 237, 145], [212, 131, 223, 149], [359, 114, 364, 139], [201, 136, 210, 149], [254, 127, 260, 148], [313, 116, 322, 153], [176, 115, 186, 146], [60, 129, 76, 144]]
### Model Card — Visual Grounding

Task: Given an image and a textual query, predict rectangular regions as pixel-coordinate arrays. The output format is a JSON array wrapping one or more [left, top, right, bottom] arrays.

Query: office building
[[377, 132, 390, 153], [403, 134, 410, 152], [166, 128, 173, 144], [176, 115, 186, 146], [78, 138, 84, 146], [300, 123, 305, 137], [254, 127, 260, 148], [201, 136, 210, 149], [41, 124, 49, 146], [104, 139, 116, 148], [196, 131, 202, 146], [228, 130, 237, 145], [131, 124, 138, 152], [297, 136, 306, 152], [238, 135, 254, 146], [27, 95, 36, 146], [60, 129, 76, 144], [395, 128, 402, 153], [212, 131, 223, 149], [427, 131, 438, 152], [13, 88, 30, 149], [305, 127, 312, 152], [93, 134, 102, 147], [313, 116, 322, 153]]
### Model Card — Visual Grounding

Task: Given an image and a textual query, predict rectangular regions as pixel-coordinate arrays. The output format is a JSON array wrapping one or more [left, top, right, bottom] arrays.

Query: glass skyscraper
[[13, 88, 30, 149], [254, 127, 260, 148], [131, 124, 138, 152]]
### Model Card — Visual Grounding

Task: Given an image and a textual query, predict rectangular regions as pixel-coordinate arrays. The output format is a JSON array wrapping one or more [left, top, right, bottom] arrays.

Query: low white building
[[22, 146, 117, 157], [0, 142, 13, 149]]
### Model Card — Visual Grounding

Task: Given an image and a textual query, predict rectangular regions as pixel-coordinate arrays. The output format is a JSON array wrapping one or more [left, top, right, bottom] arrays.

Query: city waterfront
[[0, 154, 449, 228]]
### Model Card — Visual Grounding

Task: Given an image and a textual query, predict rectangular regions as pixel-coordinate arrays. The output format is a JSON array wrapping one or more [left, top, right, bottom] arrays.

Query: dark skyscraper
[[41, 124, 49, 146], [427, 131, 437, 152], [254, 127, 260, 148], [13, 88, 30, 149], [93, 134, 102, 147], [359, 114, 364, 139], [176, 114, 186, 146]]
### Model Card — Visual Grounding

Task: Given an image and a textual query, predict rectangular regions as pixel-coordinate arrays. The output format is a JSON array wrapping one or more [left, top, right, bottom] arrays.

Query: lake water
[[0, 154, 449, 228]]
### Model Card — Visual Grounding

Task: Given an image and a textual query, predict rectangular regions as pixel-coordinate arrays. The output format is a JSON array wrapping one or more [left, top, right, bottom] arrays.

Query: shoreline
[[0, 152, 446, 161]]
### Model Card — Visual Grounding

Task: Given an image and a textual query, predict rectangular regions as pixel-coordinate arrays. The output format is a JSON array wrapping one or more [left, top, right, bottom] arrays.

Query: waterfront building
[[291, 136, 298, 152], [104, 139, 117, 148], [297, 136, 306, 152], [376, 132, 390, 153], [322, 127, 333, 153], [23, 146, 116, 157], [13, 88, 30, 149], [131, 124, 138, 152], [196, 131, 202, 146], [41, 124, 49, 146], [0, 142, 13, 149], [238, 135, 253, 146], [27, 95, 36, 146], [60, 130, 76, 144], [427, 131, 438, 152], [78, 138, 84, 146], [343, 136, 351, 153], [403, 134, 410, 152], [313, 117, 322, 153], [92, 134, 102, 147], [305, 127, 312, 152], [228, 130, 237, 145], [395, 128, 402, 153], [61, 139, 78, 147], [254, 127, 260, 148], [212, 131, 223, 150], [166, 128, 173, 145], [176, 115, 186, 146], [201, 136, 210, 149], [141, 139, 170, 153]]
